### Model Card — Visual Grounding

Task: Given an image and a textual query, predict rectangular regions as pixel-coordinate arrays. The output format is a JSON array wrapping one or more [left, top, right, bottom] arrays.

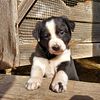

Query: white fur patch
[[51, 70, 68, 92], [49, 49, 71, 71], [46, 19, 66, 55], [48, 49, 70, 77], [46, 19, 56, 38], [31, 49, 70, 78], [25, 57, 49, 90], [31, 57, 49, 76], [49, 38, 66, 55]]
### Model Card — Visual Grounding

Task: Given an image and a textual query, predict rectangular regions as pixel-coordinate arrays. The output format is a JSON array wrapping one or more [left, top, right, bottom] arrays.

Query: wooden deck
[[0, 74, 100, 100]]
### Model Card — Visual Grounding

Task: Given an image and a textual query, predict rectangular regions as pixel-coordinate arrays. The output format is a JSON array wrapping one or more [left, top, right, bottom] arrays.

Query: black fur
[[57, 58, 79, 80]]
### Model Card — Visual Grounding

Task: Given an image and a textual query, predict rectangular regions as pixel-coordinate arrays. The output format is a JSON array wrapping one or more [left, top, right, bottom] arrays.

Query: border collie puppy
[[25, 16, 79, 93]]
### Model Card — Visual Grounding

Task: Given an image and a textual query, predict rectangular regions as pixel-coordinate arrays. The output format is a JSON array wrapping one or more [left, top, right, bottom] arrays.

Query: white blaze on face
[[45, 19, 66, 55], [46, 19, 56, 38]]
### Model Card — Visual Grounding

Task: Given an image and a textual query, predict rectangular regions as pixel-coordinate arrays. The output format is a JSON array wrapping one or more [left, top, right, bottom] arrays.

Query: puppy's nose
[[52, 45, 60, 51]]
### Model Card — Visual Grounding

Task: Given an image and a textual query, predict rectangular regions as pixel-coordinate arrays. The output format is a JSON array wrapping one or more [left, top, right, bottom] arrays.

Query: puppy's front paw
[[50, 82, 67, 93], [25, 77, 42, 90]]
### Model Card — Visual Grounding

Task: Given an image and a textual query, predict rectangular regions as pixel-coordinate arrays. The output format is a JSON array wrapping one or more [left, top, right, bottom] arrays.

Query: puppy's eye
[[41, 34, 50, 39], [44, 34, 49, 38], [59, 31, 66, 36]]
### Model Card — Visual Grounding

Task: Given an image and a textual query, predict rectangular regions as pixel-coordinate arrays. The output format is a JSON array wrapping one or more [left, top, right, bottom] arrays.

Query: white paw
[[50, 82, 67, 93], [25, 77, 42, 90]]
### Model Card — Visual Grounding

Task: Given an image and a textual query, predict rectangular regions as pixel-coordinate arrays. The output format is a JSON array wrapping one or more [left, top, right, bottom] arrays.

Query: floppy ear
[[68, 20, 75, 32], [61, 16, 75, 32], [32, 21, 42, 42]]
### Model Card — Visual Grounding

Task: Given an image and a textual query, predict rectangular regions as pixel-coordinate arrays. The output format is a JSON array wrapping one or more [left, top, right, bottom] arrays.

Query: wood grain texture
[[0, 0, 18, 69], [0, 74, 100, 100], [19, 18, 100, 44], [19, 43, 100, 66], [26, 0, 100, 23], [18, 0, 36, 24]]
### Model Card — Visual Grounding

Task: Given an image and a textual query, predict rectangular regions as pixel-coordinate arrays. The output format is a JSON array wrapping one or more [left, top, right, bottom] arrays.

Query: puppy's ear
[[61, 16, 75, 32], [32, 21, 42, 42]]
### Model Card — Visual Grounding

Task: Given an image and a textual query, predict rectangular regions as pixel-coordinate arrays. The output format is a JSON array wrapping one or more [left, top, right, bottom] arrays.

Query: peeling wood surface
[[0, 74, 100, 100]]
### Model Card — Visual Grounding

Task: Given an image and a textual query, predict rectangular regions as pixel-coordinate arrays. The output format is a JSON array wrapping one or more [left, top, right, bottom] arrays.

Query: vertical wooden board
[[0, 0, 18, 69], [9, 0, 19, 67]]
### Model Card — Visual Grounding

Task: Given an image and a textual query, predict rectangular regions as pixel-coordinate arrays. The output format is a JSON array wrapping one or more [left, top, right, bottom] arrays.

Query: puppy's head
[[33, 16, 75, 55]]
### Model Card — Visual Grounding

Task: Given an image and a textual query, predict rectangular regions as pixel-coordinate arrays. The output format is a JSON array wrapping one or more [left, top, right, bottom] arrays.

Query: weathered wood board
[[0, 74, 100, 100], [19, 43, 100, 66], [18, 0, 36, 24], [26, 0, 100, 23], [19, 18, 100, 43], [0, 0, 18, 69]]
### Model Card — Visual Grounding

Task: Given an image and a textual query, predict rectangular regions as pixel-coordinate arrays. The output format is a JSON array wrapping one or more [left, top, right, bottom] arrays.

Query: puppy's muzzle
[[52, 44, 60, 51], [50, 44, 64, 55], [49, 38, 66, 55]]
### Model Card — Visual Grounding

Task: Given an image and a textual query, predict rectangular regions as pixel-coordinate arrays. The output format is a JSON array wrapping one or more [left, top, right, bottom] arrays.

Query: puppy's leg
[[50, 60, 79, 93], [50, 61, 70, 93], [50, 70, 68, 93], [25, 57, 48, 90]]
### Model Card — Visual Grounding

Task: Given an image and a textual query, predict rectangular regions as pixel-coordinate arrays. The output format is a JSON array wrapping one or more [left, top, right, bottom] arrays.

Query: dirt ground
[[0, 57, 100, 83]]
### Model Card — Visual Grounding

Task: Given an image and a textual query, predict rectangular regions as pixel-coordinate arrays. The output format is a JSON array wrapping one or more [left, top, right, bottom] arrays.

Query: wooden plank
[[72, 22, 100, 43], [26, 0, 72, 20], [71, 43, 100, 59], [19, 43, 100, 66], [19, 18, 100, 45], [26, 0, 100, 23], [0, 0, 18, 69], [18, 0, 36, 24], [66, 0, 100, 23], [9, 0, 19, 67], [0, 74, 100, 100]]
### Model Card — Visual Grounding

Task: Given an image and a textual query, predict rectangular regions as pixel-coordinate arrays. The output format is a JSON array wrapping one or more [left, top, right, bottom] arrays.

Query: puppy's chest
[[45, 59, 59, 78], [45, 49, 71, 77]]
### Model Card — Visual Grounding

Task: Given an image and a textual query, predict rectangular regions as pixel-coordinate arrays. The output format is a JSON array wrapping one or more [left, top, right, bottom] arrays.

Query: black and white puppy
[[25, 16, 79, 93]]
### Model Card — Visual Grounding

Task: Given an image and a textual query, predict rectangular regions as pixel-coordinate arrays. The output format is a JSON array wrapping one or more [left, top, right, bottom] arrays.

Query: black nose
[[52, 45, 60, 51]]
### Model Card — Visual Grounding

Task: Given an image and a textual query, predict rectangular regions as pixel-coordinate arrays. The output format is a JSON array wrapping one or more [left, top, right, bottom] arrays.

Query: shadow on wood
[[92, 1, 100, 57], [70, 95, 93, 100], [0, 75, 15, 99]]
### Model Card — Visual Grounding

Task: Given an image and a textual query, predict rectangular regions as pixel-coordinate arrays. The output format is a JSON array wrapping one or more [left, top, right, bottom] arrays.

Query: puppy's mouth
[[49, 49, 64, 55]]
